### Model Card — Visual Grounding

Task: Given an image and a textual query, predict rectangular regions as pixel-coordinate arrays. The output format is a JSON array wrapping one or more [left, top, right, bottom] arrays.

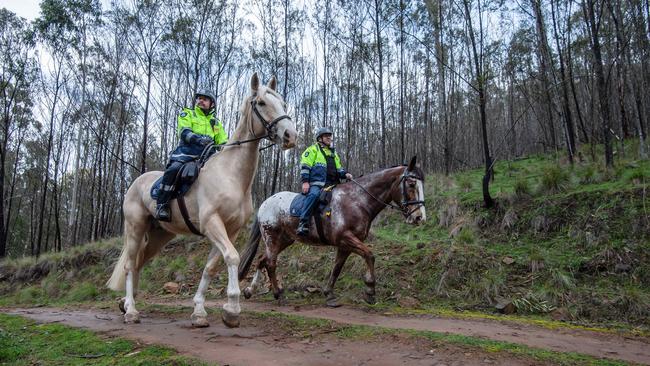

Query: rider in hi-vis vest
[[297, 127, 353, 236], [155, 90, 228, 222]]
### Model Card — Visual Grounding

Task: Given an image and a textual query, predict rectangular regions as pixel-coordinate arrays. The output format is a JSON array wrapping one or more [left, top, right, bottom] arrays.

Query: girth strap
[[177, 196, 203, 236], [313, 213, 329, 245]]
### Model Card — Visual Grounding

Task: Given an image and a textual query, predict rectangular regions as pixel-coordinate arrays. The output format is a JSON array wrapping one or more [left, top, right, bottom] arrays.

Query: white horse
[[107, 73, 297, 328]]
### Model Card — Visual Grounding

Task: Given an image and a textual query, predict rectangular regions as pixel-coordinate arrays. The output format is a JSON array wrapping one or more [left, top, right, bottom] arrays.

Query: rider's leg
[[297, 185, 321, 235], [156, 161, 183, 222]]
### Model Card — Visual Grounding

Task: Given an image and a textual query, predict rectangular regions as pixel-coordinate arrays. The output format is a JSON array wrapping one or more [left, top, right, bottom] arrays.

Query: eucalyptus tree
[[628, 0, 649, 157], [368, 0, 389, 167], [34, 0, 77, 255], [461, 0, 495, 208], [0, 9, 37, 257], [550, 0, 578, 162], [530, 0, 559, 154], [582, 0, 614, 168], [113, 0, 166, 174], [250, 0, 303, 197], [163, 0, 240, 105], [34, 0, 103, 247]]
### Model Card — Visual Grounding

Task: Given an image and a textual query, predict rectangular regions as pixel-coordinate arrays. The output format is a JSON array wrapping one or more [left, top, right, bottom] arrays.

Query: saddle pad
[[289, 186, 335, 217], [289, 194, 307, 217], [150, 176, 193, 200]]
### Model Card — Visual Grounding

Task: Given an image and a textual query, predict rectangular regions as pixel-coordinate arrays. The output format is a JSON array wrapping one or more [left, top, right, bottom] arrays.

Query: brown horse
[[238, 156, 426, 306], [107, 73, 298, 327]]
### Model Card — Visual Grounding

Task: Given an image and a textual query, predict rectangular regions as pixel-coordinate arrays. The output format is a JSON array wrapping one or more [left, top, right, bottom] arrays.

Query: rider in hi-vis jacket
[[155, 90, 228, 222], [297, 127, 353, 236]]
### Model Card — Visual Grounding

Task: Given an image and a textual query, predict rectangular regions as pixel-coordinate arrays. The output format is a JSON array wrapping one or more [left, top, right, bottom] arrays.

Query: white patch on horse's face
[[404, 177, 426, 225], [416, 180, 426, 221], [258, 191, 296, 226]]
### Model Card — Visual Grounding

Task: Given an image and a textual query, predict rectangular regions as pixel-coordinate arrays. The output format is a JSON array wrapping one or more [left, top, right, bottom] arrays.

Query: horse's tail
[[238, 216, 262, 279], [106, 239, 129, 291]]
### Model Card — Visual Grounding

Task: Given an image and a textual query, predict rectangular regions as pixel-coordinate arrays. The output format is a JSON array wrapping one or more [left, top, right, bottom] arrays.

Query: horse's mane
[[354, 164, 425, 183]]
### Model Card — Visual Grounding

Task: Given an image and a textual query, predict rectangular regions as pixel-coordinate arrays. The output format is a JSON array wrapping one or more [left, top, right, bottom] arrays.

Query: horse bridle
[[398, 170, 426, 219], [213, 95, 292, 149], [350, 168, 425, 219], [250, 96, 292, 141]]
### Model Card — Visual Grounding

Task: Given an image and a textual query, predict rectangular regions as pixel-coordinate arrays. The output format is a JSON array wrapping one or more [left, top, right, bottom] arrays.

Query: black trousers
[[157, 161, 184, 205]]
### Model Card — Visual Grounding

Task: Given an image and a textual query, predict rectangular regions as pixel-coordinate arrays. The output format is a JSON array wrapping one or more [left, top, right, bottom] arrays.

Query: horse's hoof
[[221, 311, 240, 328], [192, 316, 210, 328], [124, 312, 140, 324], [273, 289, 284, 300], [363, 293, 376, 305], [326, 296, 341, 308], [243, 287, 252, 299], [277, 297, 288, 306], [118, 299, 126, 314]]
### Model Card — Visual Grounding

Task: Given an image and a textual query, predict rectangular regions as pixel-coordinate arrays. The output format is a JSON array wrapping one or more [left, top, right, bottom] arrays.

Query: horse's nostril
[[282, 130, 296, 148]]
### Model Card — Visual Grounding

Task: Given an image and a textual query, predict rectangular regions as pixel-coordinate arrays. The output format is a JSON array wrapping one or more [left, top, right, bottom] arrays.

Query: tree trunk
[[550, 0, 577, 163], [373, 0, 387, 167], [531, 0, 558, 151], [463, 0, 494, 208], [584, 0, 614, 168]]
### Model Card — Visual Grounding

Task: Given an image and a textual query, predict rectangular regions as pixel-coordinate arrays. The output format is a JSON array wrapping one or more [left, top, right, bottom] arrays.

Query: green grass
[[0, 313, 207, 365]]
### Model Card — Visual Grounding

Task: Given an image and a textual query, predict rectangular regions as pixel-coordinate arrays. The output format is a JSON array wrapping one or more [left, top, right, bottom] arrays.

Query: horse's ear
[[408, 156, 417, 171], [268, 76, 277, 91], [251, 73, 259, 93]]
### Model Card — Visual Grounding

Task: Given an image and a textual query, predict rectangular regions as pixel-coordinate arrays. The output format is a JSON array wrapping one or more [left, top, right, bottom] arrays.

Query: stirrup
[[156, 204, 171, 222], [296, 222, 309, 236]]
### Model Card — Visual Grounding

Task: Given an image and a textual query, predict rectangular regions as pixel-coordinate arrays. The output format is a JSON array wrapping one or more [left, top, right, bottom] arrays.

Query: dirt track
[[5, 300, 650, 366]]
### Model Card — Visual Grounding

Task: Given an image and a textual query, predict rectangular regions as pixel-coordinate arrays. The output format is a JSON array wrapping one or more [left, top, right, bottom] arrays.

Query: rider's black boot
[[296, 220, 309, 236], [156, 203, 171, 222]]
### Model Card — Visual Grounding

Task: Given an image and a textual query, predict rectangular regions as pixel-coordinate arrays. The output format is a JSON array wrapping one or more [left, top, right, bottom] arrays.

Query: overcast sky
[[1, 0, 41, 20]]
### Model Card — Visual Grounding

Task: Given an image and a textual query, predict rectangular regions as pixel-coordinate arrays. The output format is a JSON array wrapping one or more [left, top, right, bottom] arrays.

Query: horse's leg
[[341, 232, 376, 304], [192, 215, 240, 328], [323, 248, 351, 307], [133, 227, 175, 291], [191, 246, 221, 327], [243, 257, 267, 299], [122, 218, 148, 323], [262, 236, 292, 304]]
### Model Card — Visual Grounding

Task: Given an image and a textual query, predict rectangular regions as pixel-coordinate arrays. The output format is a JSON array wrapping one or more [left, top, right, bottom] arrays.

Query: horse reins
[[349, 169, 425, 219]]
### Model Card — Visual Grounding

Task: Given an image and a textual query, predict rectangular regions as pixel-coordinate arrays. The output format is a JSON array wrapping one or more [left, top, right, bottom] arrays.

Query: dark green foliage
[[538, 164, 571, 193], [513, 177, 531, 196]]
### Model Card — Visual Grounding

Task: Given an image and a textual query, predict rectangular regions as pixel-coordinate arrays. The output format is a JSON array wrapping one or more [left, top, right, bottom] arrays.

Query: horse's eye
[[257, 100, 266, 106]]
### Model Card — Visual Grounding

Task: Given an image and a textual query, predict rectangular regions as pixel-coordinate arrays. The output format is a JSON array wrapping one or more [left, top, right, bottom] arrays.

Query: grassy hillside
[[1, 144, 648, 332]]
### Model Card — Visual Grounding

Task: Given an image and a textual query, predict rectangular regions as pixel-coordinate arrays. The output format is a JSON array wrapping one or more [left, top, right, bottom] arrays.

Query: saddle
[[150, 161, 200, 201], [289, 185, 335, 217], [150, 144, 218, 235], [290, 185, 336, 244]]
